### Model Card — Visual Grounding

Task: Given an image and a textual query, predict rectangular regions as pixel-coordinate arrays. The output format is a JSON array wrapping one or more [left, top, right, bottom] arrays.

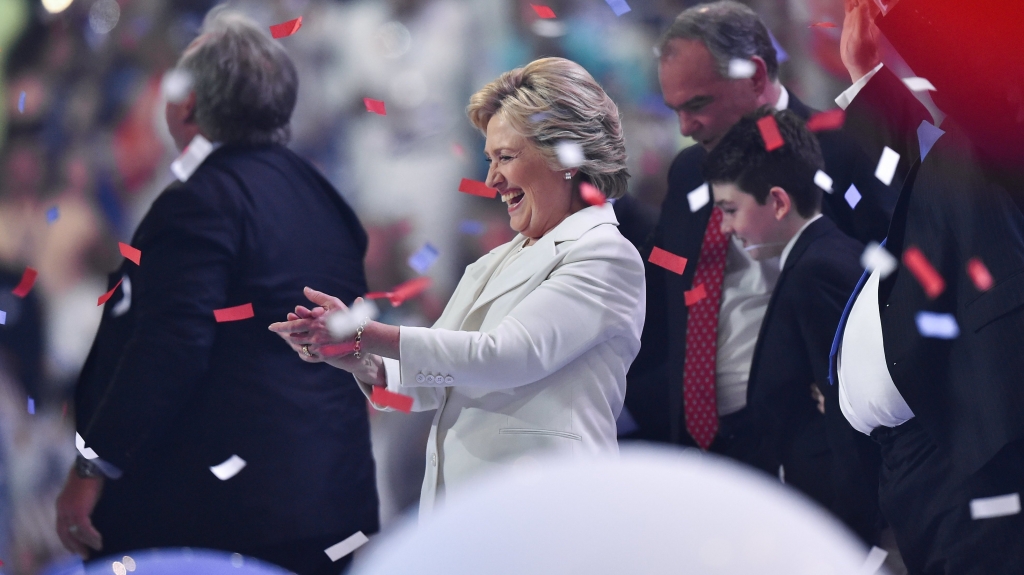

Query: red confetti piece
[[118, 242, 141, 265], [363, 98, 386, 116], [685, 283, 707, 306], [371, 386, 413, 413], [97, 279, 123, 306], [806, 109, 846, 132], [320, 341, 357, 356], [365, 277, 432, 307], [214, 303, 255, 322], [756, 115, 784, 151], [966, 257, 994, 292], [458, 178, 497, 198], [531, 4, 557, 18], [269, 16, 302, 39], [809, 21, 838, 28], [902, 246, 946, 299], [11, 267, 37, 298], [649, 247, 688, 275], [579, 182, 606, 206]]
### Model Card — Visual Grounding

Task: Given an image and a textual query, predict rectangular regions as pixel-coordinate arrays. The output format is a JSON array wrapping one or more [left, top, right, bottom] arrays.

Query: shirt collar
[[775, 84, 789, 111], [779, 213, 822, 270]]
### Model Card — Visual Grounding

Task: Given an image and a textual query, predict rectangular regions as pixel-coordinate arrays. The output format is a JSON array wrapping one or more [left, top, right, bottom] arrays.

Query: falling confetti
[[915, 311, 959, 339], [809, 21, 838, 28], [28, 397, 35, 414], [556, 141, 585, 168], [325, 299, 379, 339], [844, 184, 862, 209], [966, 258, 993, 291], [12, 267, 38, 298], [118, 242, 141, 265], [648, 247, 688, 275], [902, 77, 936, 92], [604, 0, 631, 16], [408, 243, 440, 274], [970, 493, 1021, 519], [213, 303, 255, 322], [46, 206, 59, 223], [371, 386, 414, 413], [861, 547, 889, 575], [531, 4, 556, 18], [874, 146, 900, 186], [917, 120, 945, 161], [365, 276, 433, 307], [813, 170, 833, 193], [756, 115, 784, 151], [727, 59, 756, 79], [269, 16, 303, 39], [97, 279, 124, 306], [0, 310, 6, 325], [902, 246, 945, 299], [806, 109, 845, 132], [687, 183, 710, 212], [324, 531, 370, 562], [860, 242, 898, 278], [458, 178, 497, 198], [579, 182, 606, 206], [684, 283, 707, 306], [18, 91, 25, 113], [363, 97, 386, 115], [459, 220, 486, 235], [209, 454, 247, 480]]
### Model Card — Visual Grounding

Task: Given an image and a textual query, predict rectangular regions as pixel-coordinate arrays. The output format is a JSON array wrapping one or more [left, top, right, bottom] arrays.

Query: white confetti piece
[[75, 432, 98, 460], [161, 69, 193, 104], [902, 77, 936, 92], [326, 299, 380, 339], [915, 312, 960, 339], [209, 454, 247, 480], [844, 184, 862, 209], [813, 170, 833, 192], [555, 141, 585, 168], [858, 546, 888, 575], [324, 531, 369, 562], [970, 493, 1021, 519], [727, 58, 756, 79], [687, 183, 710, 212], [861, 242, 898, 278], [874, 146, 900, 186], [170, 134, 214, 182]]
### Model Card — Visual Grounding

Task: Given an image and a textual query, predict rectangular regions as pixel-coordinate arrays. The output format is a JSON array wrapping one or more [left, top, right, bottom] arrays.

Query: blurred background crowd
[[0, 0, 858, 572]]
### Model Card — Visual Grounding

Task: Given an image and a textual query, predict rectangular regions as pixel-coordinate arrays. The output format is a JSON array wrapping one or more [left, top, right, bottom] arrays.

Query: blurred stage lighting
[[41, 0, 74, 14]]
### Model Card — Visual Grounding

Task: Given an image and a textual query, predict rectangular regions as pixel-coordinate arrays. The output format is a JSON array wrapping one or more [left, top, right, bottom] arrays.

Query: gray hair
[[658, 1, 778, 81], [466, 57, 630, 200], [177, 6, 297, 145]]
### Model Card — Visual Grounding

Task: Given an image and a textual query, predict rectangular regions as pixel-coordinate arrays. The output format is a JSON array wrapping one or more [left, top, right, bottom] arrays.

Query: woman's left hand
[[269, 287, 355, 363]]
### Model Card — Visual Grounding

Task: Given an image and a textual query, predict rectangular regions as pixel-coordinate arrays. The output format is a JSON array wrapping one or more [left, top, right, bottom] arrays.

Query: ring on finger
[[302, 344, 313, 358]]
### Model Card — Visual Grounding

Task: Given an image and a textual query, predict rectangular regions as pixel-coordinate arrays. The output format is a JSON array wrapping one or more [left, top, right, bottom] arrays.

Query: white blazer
[[358, 203, 646, 516]]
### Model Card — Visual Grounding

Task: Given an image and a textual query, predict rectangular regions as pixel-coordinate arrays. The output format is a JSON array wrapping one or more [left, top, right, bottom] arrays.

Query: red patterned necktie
[[684, 207, 729, 450]]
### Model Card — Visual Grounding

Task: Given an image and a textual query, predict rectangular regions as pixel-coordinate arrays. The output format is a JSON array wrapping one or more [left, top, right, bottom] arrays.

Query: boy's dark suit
[[75, 144, 379, 574], [743, 215, 877, 540]]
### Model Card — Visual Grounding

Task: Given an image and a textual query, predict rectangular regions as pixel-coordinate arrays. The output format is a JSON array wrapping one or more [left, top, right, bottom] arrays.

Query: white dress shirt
[[837, 268, 915, 435], [779, 214, 823, 271]]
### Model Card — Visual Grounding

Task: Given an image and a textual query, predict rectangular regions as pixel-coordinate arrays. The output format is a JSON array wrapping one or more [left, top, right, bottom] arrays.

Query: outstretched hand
[[269, 287, 355, 363], [841, 0, 882, 83]]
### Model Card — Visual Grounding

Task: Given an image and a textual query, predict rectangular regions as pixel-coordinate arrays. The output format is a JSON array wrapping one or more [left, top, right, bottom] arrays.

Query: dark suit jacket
[[621, 90, 897, 445], [744, 216, 879, 542], [830, 66, 1024, 477], [75, 144, 379, 563]]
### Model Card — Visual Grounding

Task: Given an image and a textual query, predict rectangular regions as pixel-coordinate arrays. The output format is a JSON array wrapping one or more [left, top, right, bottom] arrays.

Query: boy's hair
[[702, 107, 824, 218]]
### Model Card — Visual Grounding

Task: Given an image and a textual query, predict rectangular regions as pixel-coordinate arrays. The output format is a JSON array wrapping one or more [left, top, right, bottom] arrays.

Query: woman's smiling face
[[484, 113, 579, 240]]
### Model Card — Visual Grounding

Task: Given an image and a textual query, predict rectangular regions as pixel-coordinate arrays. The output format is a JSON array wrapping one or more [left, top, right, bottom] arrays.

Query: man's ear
[[182, 91, 198, 124], [748, 56, 770, 95], [768, 186, 793, 220]]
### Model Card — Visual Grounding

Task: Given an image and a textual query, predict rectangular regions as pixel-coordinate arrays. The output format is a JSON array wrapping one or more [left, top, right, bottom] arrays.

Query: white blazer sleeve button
[[444, 375, 454, 384], [416, 373, 426, 384], [426, 374, 435, 384]]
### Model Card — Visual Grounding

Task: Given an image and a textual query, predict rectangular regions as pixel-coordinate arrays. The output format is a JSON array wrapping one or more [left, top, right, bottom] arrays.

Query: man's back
[[75, 144, 378, 565]]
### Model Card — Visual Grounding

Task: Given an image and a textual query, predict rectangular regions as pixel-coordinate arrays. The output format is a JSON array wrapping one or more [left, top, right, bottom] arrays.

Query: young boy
[[702, 108, 880, 542]]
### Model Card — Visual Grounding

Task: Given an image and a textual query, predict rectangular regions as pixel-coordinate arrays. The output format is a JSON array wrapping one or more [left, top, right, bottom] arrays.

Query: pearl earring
[[565, 171, 572, 180]]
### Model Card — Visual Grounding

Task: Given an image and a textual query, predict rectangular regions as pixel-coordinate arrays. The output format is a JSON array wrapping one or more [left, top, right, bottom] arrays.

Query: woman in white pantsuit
[[271, 57, 645, 516]]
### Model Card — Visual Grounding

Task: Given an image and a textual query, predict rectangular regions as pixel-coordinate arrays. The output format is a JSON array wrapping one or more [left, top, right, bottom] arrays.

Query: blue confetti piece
[[604, 0, 631, 16], [46, 206, 59, 224], [28, 397, 35, 415], [844, 184, 862, 209], [917, 120, 945, 161], [18, 91, 25, 113], [459, 220, 486, 235], [408, 243, 440, 274], [0, 310, 6, 325], [767, 28, 788, 63], [915, 311, 959, 339]]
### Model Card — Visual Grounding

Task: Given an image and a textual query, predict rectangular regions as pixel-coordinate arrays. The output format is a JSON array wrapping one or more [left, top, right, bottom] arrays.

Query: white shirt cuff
[[835, 63, 884, 110]]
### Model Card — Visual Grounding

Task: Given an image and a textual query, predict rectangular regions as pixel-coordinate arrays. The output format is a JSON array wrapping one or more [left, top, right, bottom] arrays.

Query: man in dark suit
[[830, 1, 1024, 572], [619, 0, 887, 542], [54, 8, 378, 574], [702, 107, 872, 533]]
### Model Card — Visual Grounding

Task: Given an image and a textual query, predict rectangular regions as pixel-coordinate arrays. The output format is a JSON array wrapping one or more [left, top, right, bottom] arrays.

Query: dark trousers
[[872, 418, 1024, 575]]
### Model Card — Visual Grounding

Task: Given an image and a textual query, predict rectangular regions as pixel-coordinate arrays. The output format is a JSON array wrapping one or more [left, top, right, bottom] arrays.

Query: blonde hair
[[466, 58, 630, 199]]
